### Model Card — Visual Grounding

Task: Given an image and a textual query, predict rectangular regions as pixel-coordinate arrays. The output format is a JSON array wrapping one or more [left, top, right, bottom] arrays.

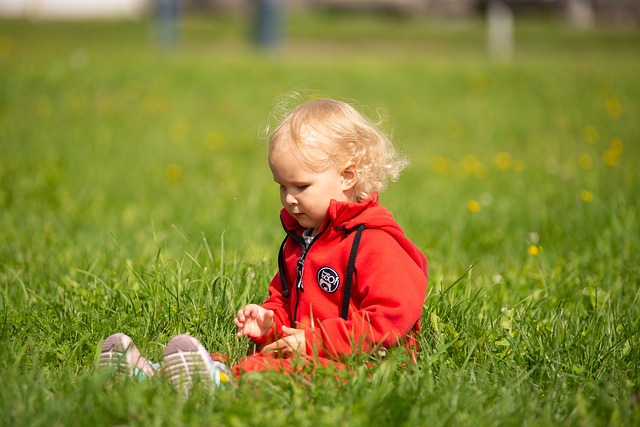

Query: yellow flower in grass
[[603, 139, 624, 167], [166, 163, 183, 182], [467, 200, 481, 213], [611, 138, 624, 153], [429, 155, 452, 175], [204, 131, 226, 151], [603, 150, 619, 167], [578, 153, 592, 170], [461, 155, 487, 179], [583, 125, 599, 144], [527, 245, 541, 256], [605, 97, 622, 120], [494, 151, 513, 171], [581, 190, 593, 203]]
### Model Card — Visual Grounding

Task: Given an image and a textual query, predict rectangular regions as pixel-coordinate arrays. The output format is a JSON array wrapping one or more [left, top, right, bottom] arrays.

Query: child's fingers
[[243, 305, 259, 320], [262, 337, 294, 357], [261, 339, 284, 355], [238, 306, 254, 321], [233, 319, 244, 337]]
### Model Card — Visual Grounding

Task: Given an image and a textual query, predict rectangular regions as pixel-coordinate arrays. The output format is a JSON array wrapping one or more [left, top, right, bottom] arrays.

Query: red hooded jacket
[[252, 194, 428, 360]]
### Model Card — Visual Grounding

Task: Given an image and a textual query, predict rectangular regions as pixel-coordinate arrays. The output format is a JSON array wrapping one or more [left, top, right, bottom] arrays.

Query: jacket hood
[[280, 193, 390, 233], [280, 194, 427, 273]]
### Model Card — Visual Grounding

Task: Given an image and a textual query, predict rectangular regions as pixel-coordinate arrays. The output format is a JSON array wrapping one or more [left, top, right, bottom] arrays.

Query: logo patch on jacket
[[317, 266, 340, 293]]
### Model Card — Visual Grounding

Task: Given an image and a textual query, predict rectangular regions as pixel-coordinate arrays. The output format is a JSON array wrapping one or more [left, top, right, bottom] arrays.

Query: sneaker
[[162, 334, 232, 391], [99, 333, 155, 381]]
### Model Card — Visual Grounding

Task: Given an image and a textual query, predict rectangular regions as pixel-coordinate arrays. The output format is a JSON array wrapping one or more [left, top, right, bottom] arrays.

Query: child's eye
[[296, 185, 309, 190]]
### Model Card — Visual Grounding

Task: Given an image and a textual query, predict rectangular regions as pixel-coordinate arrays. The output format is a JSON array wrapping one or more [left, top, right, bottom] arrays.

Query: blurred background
[[0, 0, 638, 22], [1, 0, 638, 268], [1, 0, 639, 31]]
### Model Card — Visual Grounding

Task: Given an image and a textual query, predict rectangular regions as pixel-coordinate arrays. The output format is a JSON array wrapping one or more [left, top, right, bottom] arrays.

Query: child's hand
[[261, 326, 306, 358], [234, 304, 275, 338]]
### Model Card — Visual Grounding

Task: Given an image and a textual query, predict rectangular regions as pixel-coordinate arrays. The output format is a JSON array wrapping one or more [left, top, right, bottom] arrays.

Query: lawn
[[0, 11, 639, 426]]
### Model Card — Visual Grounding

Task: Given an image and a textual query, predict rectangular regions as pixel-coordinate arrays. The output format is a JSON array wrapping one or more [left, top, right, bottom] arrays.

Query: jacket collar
[[280, 193, 379, 235]]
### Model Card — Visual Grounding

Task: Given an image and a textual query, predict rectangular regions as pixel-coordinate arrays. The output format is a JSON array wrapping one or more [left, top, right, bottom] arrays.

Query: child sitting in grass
[[100, 97, 428, 388]]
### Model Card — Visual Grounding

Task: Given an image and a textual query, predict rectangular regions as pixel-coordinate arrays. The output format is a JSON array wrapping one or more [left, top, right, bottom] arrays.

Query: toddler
[[100, 98, 428, 388]]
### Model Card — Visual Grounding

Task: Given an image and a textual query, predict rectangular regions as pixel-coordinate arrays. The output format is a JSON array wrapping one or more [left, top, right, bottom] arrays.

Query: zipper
[[291, 224, 328, 327], [292, 245, 308, 328]]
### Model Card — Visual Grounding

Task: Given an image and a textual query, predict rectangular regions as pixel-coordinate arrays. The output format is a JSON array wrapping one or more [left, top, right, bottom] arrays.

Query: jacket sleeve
[[249, 271, 293, 347], [302, 230, 427, 359]]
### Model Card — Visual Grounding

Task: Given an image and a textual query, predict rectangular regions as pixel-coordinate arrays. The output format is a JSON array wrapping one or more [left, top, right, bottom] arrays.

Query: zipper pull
[[296, 256, 305, 291]]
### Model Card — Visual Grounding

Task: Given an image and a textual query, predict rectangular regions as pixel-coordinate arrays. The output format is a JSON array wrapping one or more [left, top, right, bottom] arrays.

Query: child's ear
[[341, 161, 357, 190]]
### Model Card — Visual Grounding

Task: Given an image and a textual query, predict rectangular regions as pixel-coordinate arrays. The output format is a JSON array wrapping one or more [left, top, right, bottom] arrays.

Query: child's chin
[[296, 218, 319, 229]]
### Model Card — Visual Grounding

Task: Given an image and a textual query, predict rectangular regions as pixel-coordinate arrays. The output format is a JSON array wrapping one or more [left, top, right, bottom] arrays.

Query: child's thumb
[[281, 325, 295, 335]]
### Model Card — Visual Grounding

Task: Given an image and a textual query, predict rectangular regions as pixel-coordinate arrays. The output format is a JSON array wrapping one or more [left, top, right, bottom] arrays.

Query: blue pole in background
[[254, 0, 283, 49], [158, 0, 180, 49]]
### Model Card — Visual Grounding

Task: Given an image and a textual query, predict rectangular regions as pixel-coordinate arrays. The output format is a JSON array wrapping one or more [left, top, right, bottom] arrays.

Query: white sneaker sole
[[99, 333, 155, 380], [99, 333, 136, 376], [162, 334, 215, 390]]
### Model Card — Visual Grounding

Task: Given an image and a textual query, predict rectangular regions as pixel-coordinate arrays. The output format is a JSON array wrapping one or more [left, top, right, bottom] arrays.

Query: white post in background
[[487, 1, 514, 61], [566, 0, 595, 29]]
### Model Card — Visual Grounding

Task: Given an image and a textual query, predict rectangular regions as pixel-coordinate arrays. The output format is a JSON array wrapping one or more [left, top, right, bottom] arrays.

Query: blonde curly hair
[[268, 98, 408, 201]]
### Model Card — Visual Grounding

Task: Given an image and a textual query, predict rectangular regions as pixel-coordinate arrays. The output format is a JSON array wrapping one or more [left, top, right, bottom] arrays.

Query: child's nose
[[285, 192, 297, 205]]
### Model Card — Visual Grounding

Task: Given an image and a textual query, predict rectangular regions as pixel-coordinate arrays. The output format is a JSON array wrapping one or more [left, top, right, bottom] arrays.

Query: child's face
[[269, 146, 356, 234]]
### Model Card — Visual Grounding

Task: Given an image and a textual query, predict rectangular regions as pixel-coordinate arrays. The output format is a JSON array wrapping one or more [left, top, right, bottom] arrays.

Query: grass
[[1, 12, 639, 426]]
